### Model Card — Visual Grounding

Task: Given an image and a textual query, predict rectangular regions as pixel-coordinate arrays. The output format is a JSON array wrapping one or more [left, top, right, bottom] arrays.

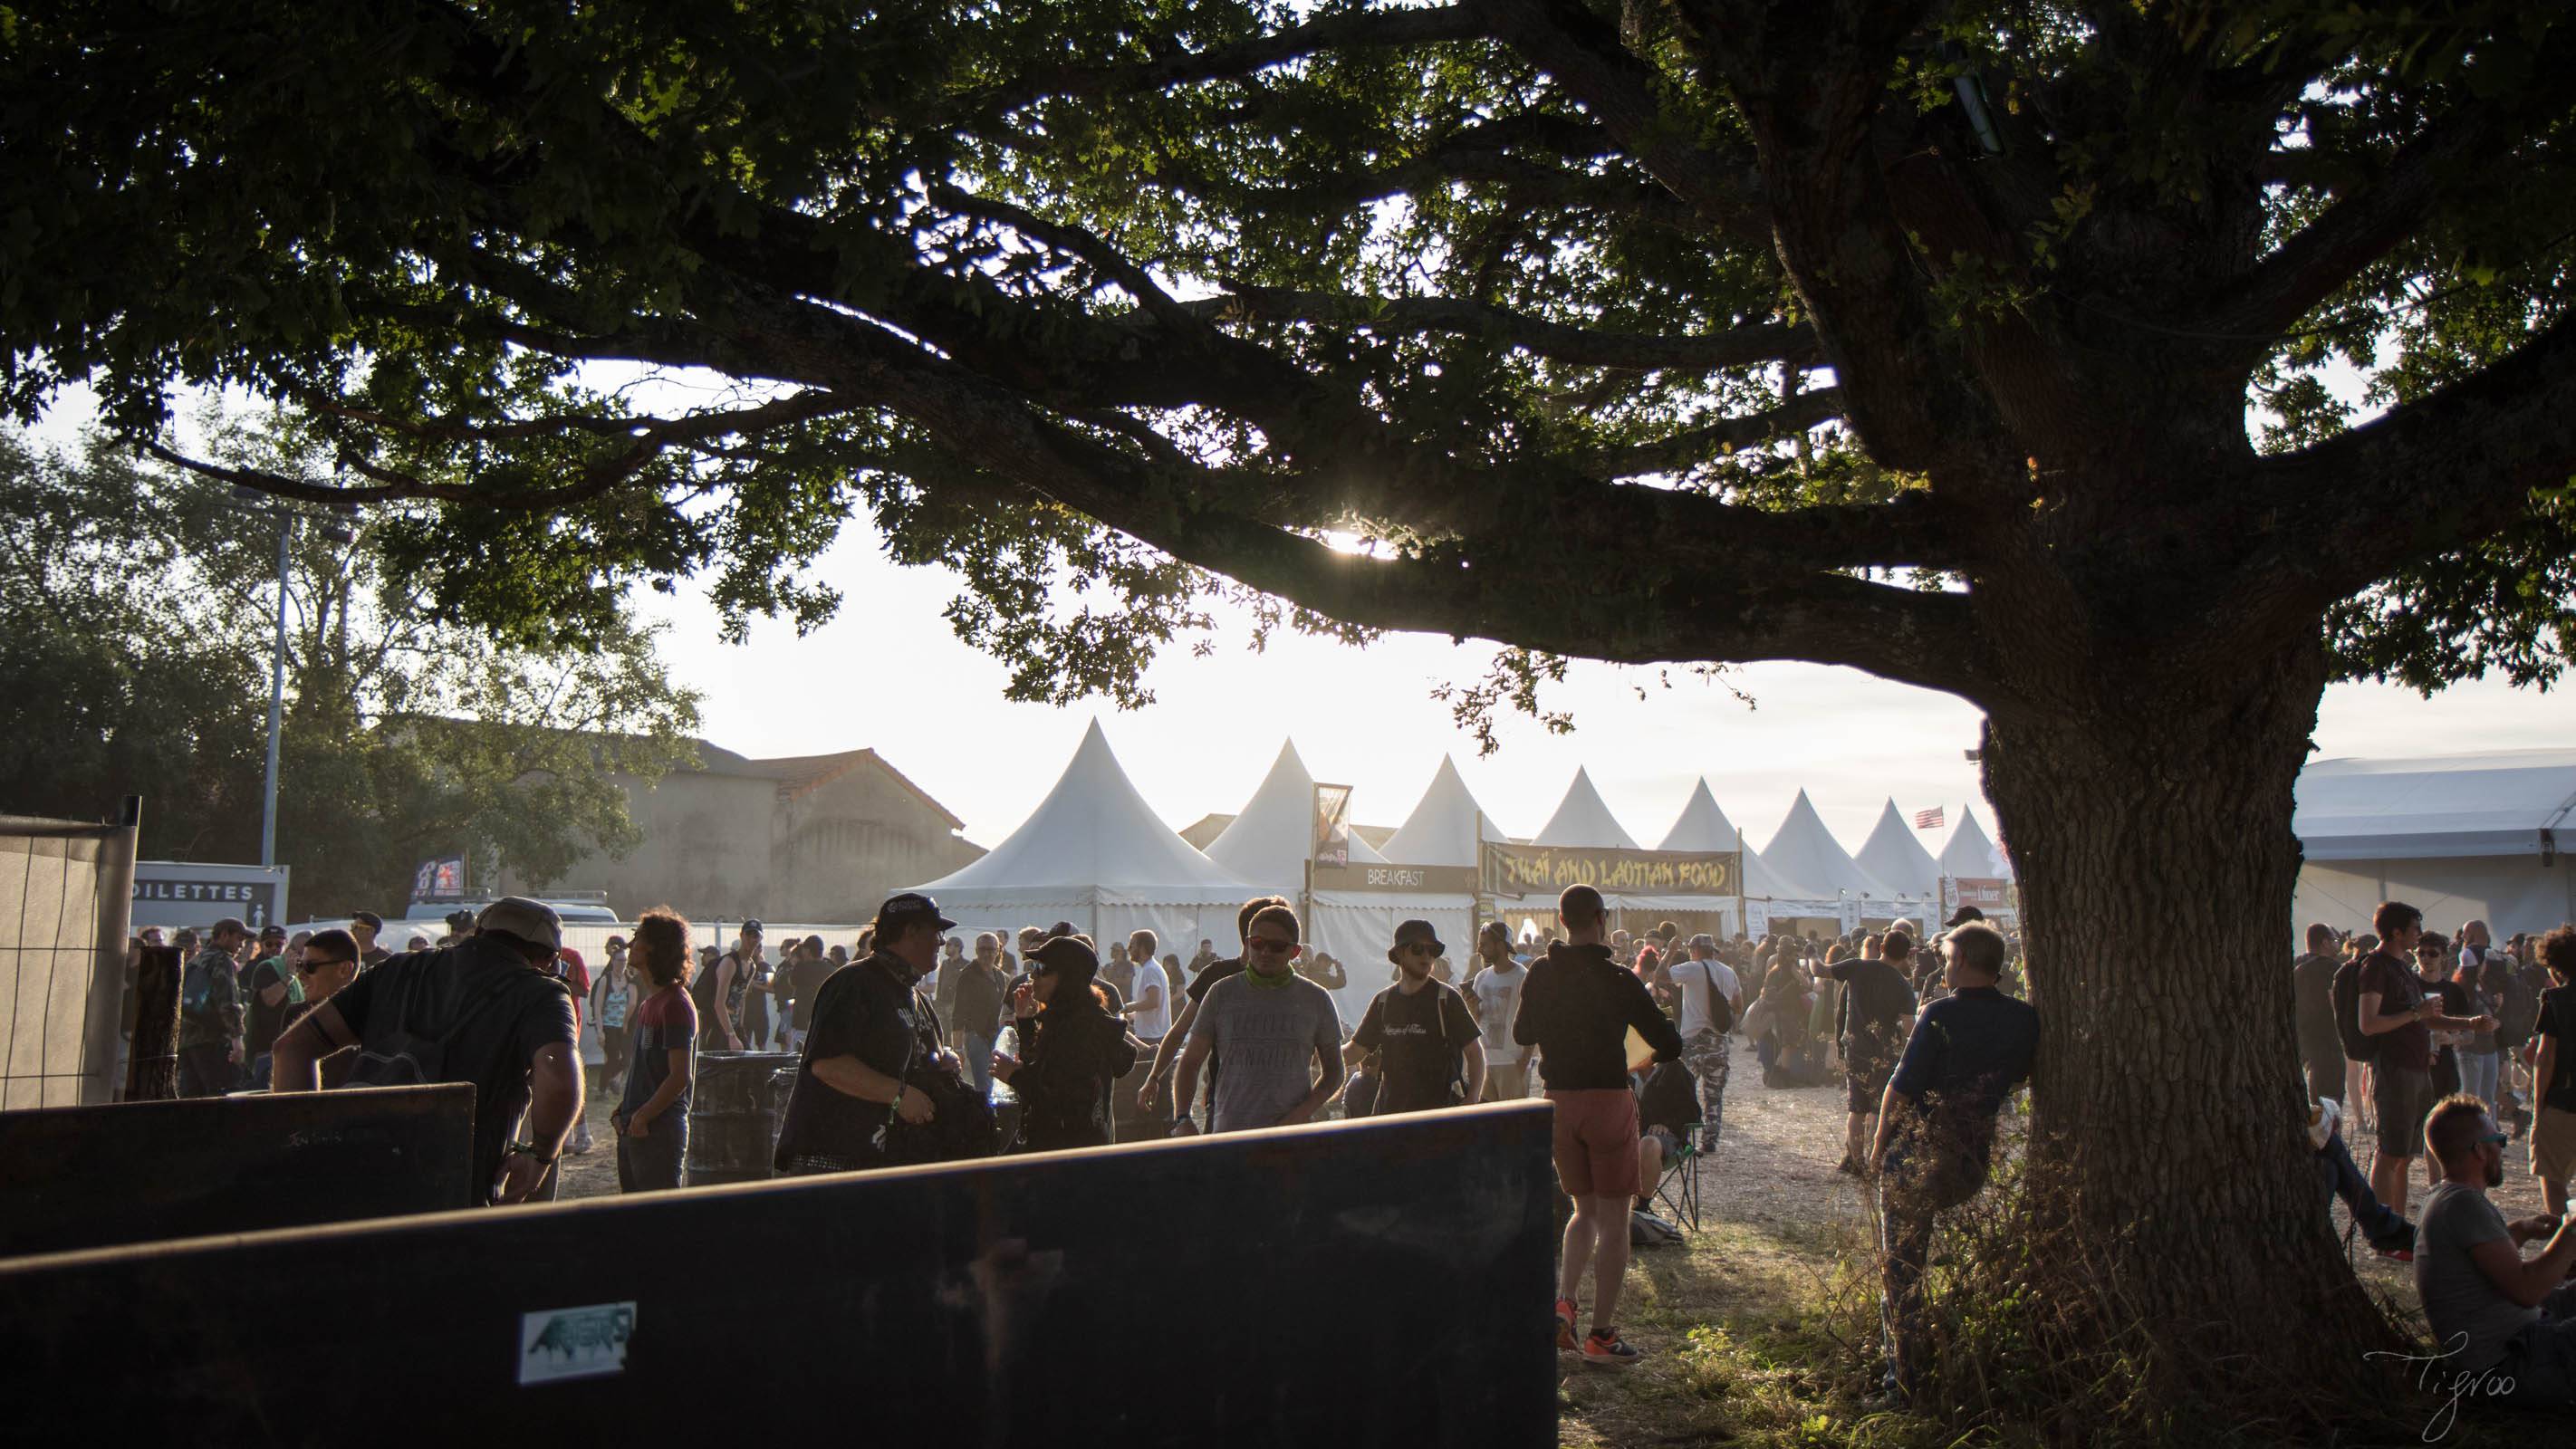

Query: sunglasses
[[2479, 1132, 2510, 1147], [1244, 936, 1297, 954], [1401, 943, 1438, 955], [298, 955, 353, 972]]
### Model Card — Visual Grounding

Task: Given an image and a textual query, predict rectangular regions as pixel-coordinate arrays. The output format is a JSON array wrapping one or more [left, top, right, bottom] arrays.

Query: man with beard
[[2414, 1094, 2576, 1406], [1345, 919, 1485, 1114], [1137, 897, 1287, 1132], [1171, 903, 1344, 1135], [772, 894, 956, 1176]]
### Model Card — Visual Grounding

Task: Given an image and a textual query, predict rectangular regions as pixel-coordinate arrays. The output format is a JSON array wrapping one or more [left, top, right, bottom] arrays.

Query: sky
[[634, 514, 2576, 856]]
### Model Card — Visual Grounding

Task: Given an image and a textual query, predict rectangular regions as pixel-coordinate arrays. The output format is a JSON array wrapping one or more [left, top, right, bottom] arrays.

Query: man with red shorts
[[1514, 884, 1686, 1366]]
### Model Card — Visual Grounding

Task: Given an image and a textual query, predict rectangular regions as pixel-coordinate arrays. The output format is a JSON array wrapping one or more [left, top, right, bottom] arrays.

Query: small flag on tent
[[1913, 807, 1945, 830], [1312, 782, 1353, 868]]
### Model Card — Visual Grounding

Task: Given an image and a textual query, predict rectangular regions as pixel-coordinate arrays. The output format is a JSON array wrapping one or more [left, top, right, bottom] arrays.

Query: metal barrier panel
[[0, 1083, 475, 1257], [0, 1101, 1559, 1446]]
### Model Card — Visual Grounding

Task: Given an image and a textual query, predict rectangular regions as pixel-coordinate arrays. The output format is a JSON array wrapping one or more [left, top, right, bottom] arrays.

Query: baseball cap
[[260, 924, 287, 941], [444, 908, 476, 933], [740, 918, 764, 936], [875, 892, 957, 932], [475, 896, 564, 951], [1031, 934, 1099, 977], [1688, 933, 1716, 950], [1944, 906, 1985, 928], [351, 911, 384, 931]]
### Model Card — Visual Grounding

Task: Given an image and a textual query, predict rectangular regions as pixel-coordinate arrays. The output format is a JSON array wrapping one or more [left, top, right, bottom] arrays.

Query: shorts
[[1546, 1088, 1639, 1199], [2371, 1066, 2434, 1155], [2534, 1107, 2576, 1184], [1642, 1124, 1683, 1158], [1845, 1055, 1896, 1114]]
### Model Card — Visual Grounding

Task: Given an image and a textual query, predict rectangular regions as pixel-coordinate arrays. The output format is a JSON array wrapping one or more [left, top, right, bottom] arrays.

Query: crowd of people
[[142, 877, 2576, 1415], [2292, 907, 2576, 1406]]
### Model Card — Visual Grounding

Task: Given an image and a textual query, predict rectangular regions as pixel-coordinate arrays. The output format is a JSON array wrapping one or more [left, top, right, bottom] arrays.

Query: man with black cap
[[696, 919, 764, 1052], [351, 911, 391, 967], [438, 908, 476, 947], [270, 897, 581, 1205], [773, 892, 957, 1175], [1345, 920, 1485, 1114]]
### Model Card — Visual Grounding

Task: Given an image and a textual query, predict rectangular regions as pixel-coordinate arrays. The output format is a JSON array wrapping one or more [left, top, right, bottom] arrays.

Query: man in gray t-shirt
[[2415, 1097, 2576, 1405], [1173, 904, 1344, 1134]]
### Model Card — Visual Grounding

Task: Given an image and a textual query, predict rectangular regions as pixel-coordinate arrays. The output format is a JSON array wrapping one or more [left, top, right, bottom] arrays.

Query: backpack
[[2331, 956, 2377, 1063], [1689, 961, 1735, 1037], [347, 960, 555, 1088], [2494, 968, 2540, 1052], [690, 953, 734, 1040]]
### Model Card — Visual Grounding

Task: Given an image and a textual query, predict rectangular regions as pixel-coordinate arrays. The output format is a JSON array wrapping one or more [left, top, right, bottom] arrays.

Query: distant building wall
[[506, 744, 982, 922]]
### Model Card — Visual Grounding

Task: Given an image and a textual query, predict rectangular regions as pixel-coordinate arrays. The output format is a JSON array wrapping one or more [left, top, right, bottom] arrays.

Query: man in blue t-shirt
[[1868, 921, 2039, 1405]]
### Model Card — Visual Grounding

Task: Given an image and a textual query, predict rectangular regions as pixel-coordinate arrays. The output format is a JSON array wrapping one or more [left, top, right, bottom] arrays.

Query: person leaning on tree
[[1869, 921, 2038, 1406]]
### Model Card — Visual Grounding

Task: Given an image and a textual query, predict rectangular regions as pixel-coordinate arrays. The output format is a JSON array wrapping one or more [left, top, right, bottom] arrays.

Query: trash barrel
[[685, 1051, 799, 1186]]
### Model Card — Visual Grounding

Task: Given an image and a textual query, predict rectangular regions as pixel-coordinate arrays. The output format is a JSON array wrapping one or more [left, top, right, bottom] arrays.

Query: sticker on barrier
[[517, 1301, 635, 1385]]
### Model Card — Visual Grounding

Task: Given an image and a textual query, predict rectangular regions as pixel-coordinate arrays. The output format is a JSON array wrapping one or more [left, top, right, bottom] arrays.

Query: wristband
[[505, 1140, 560, 1166], [892, 1085, 907, 1110]]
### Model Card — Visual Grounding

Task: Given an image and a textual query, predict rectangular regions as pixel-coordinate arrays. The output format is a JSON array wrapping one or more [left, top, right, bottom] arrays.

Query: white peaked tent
[[1856, 799, 1943, 904], [1380, 755, 1506, 867], [1533, 767, 1641, 849], [2292, 750, 2576, 935], [1760, 790, 1899, 908], [1937, 808, 2012, 880], [1658, 779, 1742, 853], [911, 720, 1258, 955], [1204, 739, 1386, 888]]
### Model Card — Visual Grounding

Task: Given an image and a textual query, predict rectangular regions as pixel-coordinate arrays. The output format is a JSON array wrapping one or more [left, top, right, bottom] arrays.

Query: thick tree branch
[[1470, 0, 1770, 243], [2196, 101, 2538, 345], [2218, 308, 2576, 648], [143, 391, 855, 510], [1579, 387, 1845, 475], [1176, 283, 1821, 371], [937, 5, 1491, 124]]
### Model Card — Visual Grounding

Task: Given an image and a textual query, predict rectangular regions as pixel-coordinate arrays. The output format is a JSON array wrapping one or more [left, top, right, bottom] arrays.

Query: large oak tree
[[10, 0, 2576, 1420]]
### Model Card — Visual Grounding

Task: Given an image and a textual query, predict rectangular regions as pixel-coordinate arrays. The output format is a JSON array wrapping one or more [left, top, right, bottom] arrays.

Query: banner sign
[[1310, 861, 1482, 895], [1311, 784, 1353, 868], [1949, 877, 2011, 910], [1480, 843, 1739, 899], [131, 862, 291, 931], [413, 857, 468, 902]]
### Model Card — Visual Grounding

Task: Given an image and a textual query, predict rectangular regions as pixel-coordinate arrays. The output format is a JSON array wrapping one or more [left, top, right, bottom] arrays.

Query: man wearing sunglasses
[[1345, 919, 1485, 1115], [2417, 1094, 2576, 1406], [282, 928, 362, 1088], [1171, 903, 1344, 1135]]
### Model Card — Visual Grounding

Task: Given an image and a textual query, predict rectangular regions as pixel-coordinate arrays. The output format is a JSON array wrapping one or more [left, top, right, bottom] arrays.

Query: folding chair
[[1652, 1125, 1703, 1231]]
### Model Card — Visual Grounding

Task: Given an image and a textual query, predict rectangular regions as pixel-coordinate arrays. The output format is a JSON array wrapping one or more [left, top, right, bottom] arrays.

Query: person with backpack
[[1668, 934, 1740, 1153], [1343, 919, 1485, 1116], [695, 921, 762, 1052], [772, 893, 960, 1176], [267, 897, 581, 1206]]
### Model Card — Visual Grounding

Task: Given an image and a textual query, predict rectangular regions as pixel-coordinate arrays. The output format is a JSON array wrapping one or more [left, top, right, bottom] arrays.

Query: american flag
[[1913, 806, 1945, 830]]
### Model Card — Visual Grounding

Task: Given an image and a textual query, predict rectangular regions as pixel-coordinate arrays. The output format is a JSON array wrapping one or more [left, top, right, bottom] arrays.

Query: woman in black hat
[[993, 936, 1140, 1152]]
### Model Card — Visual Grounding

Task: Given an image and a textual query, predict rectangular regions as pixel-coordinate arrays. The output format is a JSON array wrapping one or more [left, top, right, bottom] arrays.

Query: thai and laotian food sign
[[1480, 844, 1740, 898]]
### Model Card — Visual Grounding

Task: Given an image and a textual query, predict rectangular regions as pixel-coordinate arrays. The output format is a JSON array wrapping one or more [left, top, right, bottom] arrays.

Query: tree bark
[[1978, 636, 2402, 1401]]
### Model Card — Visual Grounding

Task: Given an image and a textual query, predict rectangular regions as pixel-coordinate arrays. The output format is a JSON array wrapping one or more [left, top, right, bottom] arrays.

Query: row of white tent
[[911, 723, 2009, 1021]]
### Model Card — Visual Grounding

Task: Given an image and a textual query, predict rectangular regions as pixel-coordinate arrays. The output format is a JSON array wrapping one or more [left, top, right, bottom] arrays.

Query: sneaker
[[1552, 1298, 1581, 1353], [1581, 1327, 1641, 1367], [2371, 1221, 2417, 1262]]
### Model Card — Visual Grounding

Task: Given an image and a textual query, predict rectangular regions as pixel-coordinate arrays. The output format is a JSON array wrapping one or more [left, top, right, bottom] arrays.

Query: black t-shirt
[[1637, 1059, 1697, 1137], [2290, 951, 2343, 1068], [1830, 957, 1918, 1066], [786, 956, 835, 1030], [951, 962, 1007, 1041], [2539, 986, 2576, 1113], [243, 957, 293, 1058], [324, 938, 577, 1203], [773, 954, 944, 1167], [1352, 980, 1479, 1115]]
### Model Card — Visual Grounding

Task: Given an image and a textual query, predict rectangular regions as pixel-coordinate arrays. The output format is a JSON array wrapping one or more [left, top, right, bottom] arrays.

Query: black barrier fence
[[2, 1101, 1559, 1446], [0, 1083, 474, 1257]]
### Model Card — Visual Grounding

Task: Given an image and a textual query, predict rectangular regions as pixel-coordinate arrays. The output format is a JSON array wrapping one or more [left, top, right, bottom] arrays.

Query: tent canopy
[[1937, 808, 2011, 880], [1379, 755, 1506, 867], [914, 720, 1250, 903], [1533, 767, 1640, 849], [1760, 790, 1898, 900], [1204, 739, 1385, 889], [1855, 799, 1942, 902], [2294, 749, 2576, 861], [1657, 779, 1743, 852]]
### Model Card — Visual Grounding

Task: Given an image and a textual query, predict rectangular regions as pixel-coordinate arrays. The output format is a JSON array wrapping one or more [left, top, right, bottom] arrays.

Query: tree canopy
[[0, 420, 701, 916], [7, 0, 2569, 719]]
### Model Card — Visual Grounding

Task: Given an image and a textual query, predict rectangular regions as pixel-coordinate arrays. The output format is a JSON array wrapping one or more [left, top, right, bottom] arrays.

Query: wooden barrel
[[685, 1051, 800, 1186]]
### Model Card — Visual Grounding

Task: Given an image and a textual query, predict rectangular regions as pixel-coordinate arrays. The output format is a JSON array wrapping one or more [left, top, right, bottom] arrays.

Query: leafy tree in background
[[0, 422, 701, 917], [9, 0, 2576, 1425]]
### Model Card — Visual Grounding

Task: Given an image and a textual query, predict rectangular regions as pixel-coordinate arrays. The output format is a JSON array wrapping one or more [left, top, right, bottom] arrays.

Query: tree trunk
[[1978, 636, 2403, 1406]]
